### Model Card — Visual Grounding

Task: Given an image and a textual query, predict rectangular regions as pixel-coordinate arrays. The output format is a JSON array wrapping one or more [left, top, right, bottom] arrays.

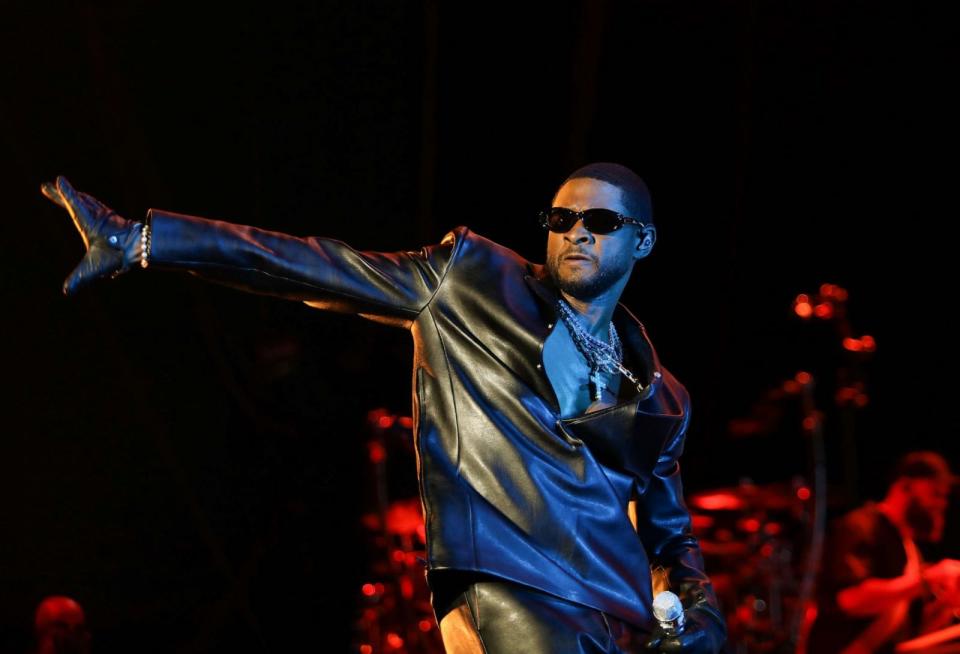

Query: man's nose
[[563, 219, 593, 244]]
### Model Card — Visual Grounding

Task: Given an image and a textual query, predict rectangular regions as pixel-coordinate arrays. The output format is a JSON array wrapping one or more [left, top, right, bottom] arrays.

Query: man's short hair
[[890, 450, 958, 487], [563, 162, 654, 227]]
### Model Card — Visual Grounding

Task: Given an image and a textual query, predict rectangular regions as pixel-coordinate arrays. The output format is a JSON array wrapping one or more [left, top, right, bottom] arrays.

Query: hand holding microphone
[[645, 590, 726, 653], [653, 591, 686, 635]]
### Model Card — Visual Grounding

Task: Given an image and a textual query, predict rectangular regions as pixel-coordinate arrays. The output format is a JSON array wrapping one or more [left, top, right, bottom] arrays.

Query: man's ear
[[635, 225, 656, 260]]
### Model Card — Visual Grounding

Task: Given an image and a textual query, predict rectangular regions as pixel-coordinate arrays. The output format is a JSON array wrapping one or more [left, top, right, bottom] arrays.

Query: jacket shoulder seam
[[414, 226, 470, 319]]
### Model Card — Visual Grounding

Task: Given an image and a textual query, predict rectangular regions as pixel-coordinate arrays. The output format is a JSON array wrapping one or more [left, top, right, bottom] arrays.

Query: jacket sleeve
[[634, 402, 721, 612], [146, 209, 463, 322]]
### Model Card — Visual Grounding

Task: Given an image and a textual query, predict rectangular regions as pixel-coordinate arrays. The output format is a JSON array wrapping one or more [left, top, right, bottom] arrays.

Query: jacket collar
[[523, 264, 663, 400]]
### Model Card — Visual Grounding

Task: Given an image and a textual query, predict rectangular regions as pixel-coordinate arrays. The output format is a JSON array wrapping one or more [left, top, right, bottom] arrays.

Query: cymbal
[[688, 482, 804, 512]]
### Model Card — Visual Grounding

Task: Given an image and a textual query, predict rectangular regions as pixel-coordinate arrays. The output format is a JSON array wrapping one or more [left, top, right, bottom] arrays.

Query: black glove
[[645, 601, 726, 653], [41, 176, 144, 295]]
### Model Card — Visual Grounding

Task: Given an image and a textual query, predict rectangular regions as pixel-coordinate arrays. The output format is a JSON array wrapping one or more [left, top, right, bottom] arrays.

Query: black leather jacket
[[146, 209, 717, 631]]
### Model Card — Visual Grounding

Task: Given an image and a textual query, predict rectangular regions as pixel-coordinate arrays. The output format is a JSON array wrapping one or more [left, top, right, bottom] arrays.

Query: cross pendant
[[590, 370, 605, 401]]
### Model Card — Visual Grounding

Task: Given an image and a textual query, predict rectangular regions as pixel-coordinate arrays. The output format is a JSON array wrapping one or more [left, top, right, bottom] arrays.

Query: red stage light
[[843, 337, 863, 352], [691, 514, 715, 530], [814, 303, 833, 319], [692, 493, 744, 511], [795, 371, 812, 385], [368, 441, 386, 464], [386, 632, 404, 649], [819, 283, 848, 301], [796, 487, 811, 501], [386, 499, 425, 536], [794, 302, 813, 318], [378, 415, 395, 429], [836, 387, 857, 401], [361, 583, 377, 597], [360, 645, 373, 654], [400, 576, 414, 599], [419, 619, 433, 632]]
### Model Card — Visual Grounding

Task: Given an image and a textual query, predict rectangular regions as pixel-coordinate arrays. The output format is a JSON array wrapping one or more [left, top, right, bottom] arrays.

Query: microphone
[[652, 591, 686, 636]]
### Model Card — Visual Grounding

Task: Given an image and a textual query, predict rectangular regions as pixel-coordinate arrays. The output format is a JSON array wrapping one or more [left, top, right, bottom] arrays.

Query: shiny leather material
[[42, 176, 143, 295], [442, 579, 640, 653], [144, 208, 721, 633]]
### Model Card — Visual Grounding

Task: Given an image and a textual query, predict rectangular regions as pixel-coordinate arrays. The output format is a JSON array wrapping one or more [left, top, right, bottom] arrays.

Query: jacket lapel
[[526, 266, 685, 484]]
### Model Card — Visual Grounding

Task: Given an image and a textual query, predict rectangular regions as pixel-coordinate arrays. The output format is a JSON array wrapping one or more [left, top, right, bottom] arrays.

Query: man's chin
[[554, 274, 608, 301], [547, 261, 619, 300]]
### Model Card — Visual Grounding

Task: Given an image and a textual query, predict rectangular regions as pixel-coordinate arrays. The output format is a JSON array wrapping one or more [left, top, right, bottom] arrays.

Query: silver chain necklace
[[555, 298, 646, 400]]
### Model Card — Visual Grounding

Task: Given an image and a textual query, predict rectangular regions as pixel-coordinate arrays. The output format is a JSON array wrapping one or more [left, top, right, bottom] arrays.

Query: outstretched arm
[[836, 571, 925, 617], [43, 176, 461, 323]]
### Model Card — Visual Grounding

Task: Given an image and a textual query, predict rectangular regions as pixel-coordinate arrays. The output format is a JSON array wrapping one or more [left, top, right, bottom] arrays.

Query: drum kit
[[353, 408, 444, 654], [686, 479, 816, 654]]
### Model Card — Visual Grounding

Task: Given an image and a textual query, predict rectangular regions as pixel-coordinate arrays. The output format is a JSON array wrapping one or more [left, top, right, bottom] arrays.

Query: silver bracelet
[[140, 223, 151, 268]]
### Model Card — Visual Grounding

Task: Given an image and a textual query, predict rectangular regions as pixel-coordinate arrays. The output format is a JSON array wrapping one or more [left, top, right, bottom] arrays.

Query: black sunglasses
[[539, 207, 645, 235]]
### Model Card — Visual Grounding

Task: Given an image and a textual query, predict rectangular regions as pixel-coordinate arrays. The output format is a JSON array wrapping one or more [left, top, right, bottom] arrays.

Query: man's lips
[[562, 252, 594, 262]]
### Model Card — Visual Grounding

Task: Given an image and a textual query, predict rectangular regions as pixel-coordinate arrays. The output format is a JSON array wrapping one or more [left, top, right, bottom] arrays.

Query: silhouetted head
[[34, 596, 90, 654], [888, 451, 957, 542]]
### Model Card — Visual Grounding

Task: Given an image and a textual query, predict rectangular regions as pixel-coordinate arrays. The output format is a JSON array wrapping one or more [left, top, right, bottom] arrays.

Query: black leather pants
[[437, 577, 642, 654]]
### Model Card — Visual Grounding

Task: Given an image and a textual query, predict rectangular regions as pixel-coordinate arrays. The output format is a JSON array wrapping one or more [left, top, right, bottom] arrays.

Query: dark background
[[2, 1, 957, 652]]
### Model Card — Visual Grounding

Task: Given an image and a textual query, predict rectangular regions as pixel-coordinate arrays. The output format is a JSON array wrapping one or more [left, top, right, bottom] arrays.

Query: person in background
[[808, 450, 960, 654], [33, 596, 91, 654]]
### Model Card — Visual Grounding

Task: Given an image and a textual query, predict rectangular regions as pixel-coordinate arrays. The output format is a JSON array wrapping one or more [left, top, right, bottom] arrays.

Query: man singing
[[43, 162, 725, 653]]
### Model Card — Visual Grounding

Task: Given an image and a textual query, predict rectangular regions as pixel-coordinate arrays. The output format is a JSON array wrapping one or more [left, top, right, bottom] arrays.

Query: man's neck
[[560, 289, 621, 339]]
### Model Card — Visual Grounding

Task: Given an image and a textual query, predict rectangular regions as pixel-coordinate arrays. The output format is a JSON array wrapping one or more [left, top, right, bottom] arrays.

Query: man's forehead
[[553, 178, 626, 212]]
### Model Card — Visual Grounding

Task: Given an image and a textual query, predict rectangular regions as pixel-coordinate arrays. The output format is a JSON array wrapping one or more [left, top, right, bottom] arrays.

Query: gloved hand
[[645, 601, 726, 653], [41, 176, 144, 295]]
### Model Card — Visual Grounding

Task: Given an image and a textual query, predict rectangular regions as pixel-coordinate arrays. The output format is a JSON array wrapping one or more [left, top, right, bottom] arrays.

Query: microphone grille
[[652, 591, 683, 622]]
